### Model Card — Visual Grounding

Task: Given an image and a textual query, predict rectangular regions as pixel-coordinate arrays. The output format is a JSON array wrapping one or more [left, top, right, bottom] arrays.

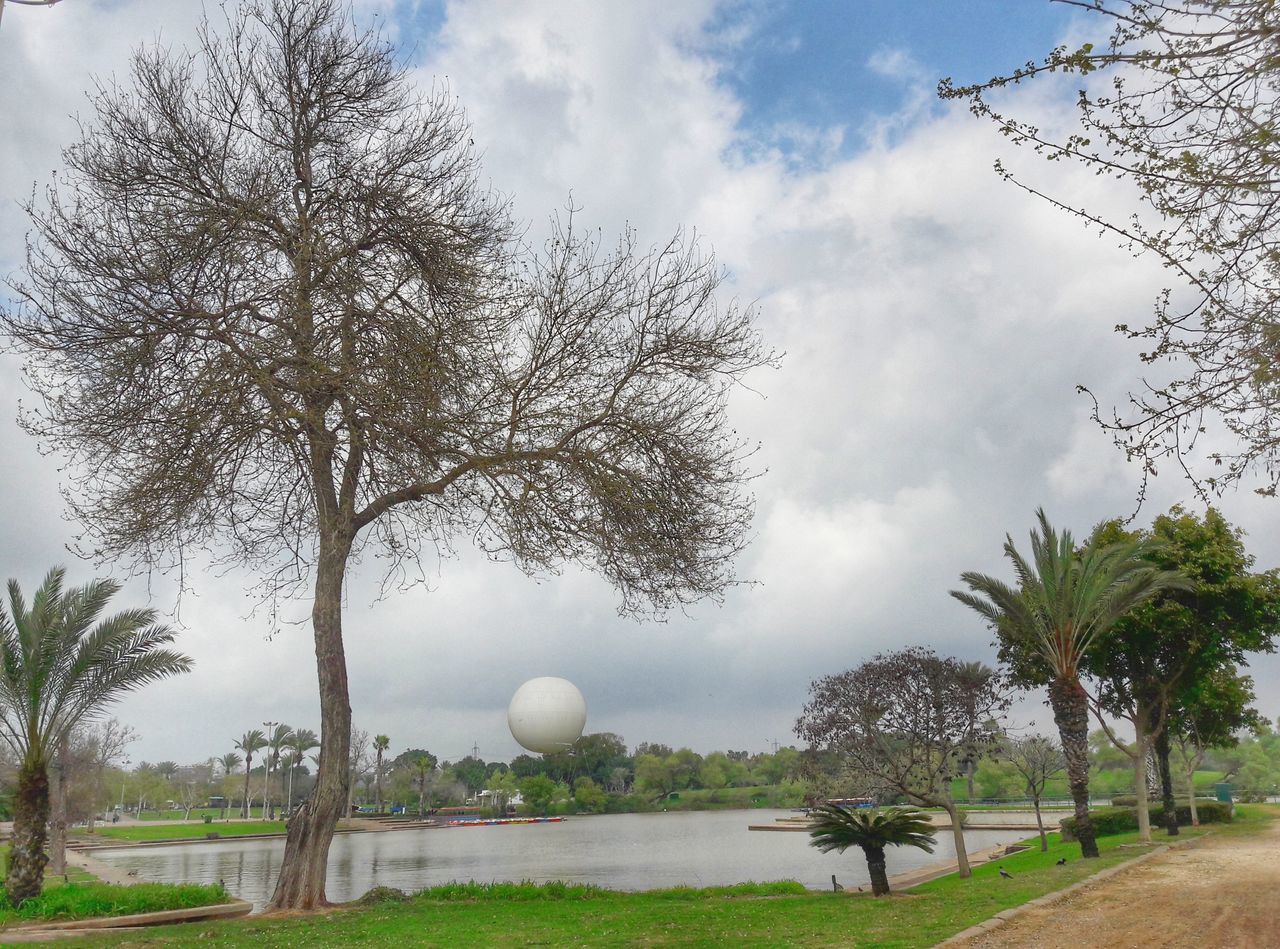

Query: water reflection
[[93, 810, 1027, 910]]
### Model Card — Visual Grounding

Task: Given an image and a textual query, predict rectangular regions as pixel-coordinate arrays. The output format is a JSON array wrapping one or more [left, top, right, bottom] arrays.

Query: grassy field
[[88, 821, 289, 842], [64, 803, 1276, 947]]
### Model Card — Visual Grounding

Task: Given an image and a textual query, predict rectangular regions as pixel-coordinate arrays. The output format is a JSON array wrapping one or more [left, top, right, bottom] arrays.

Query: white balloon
[[507, 677, 587, 754]]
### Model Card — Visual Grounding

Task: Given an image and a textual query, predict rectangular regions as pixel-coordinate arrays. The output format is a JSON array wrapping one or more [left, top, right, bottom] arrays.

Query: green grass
[[65, 803, 1277, 947], [0, 882, 230, 926], [89, 821, 288, 843]]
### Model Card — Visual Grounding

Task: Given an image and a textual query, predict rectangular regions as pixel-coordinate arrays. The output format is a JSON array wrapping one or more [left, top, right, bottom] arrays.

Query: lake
[[92, 810, 1028, 910]]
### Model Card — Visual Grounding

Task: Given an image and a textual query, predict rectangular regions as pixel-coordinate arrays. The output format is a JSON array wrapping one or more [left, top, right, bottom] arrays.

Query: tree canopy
[[941, 1, 1280, 496], [3, 0, 770, 909]]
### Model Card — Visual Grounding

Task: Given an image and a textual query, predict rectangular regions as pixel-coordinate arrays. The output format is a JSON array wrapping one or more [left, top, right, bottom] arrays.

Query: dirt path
[[954, 821, 1280, 948]]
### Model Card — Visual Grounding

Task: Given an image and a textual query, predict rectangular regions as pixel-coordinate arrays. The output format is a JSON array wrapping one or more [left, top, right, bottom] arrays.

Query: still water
[[93, 810, 1027, 910]]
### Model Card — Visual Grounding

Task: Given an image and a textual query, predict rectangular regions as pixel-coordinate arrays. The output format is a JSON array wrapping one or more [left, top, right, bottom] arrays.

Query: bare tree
[[4, 0, 768, 910], [795, 647, 1010, 878], [1003, 735, 1067, 851], [941, 2, 1280, 499]]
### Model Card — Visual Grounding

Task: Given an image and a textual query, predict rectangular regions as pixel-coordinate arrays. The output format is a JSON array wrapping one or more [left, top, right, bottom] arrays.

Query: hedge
[[1059, 800, 1232, 841]]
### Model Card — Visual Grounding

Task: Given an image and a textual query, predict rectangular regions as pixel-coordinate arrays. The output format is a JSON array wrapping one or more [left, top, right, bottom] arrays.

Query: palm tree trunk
[[9, 756, 51, 904], [241, 762, 252, 819], [862, 844, 890, 896], [1048, 676, 1099, 858], [267, 530, 352, 911], [1154, 729, 1178, 836]]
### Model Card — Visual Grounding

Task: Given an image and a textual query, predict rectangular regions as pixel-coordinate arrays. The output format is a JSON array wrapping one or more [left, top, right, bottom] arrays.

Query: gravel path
[[953, 820, 1280, 948]]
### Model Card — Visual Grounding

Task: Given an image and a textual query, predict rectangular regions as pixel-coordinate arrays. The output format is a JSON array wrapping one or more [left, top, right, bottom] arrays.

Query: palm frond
[[808, 804, 936, 856]]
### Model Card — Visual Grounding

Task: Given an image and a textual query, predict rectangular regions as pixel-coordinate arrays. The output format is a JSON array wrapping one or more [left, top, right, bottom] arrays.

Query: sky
[[1, 0, 1278, 769]]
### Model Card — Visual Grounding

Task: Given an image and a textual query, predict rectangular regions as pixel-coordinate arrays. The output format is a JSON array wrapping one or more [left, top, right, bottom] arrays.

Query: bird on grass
[[831, 874, 844, 892], [998, 867, 1013, 879], [1056, 858, 1067, 866]]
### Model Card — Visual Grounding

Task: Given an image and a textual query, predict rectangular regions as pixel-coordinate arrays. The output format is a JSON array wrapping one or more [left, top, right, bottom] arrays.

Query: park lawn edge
[[65, 804, 1279, 947]]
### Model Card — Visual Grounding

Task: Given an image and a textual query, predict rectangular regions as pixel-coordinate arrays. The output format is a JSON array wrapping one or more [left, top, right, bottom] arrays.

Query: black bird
[[831, 874, 844, 892], [998, 866, 1013, 879], [1056, 858, 1067, 866]]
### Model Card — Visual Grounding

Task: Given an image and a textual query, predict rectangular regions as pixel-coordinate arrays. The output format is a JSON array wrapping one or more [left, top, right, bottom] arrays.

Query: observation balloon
[[508, 677, 587, 754]]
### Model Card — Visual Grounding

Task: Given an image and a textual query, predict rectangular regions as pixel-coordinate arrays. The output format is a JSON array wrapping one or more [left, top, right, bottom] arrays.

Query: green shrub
[[1060, 800, 1232, 841]]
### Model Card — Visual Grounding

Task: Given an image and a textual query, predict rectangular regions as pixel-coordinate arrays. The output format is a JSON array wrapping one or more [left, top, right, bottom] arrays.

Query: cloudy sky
[[2, 0, 1278, 768]]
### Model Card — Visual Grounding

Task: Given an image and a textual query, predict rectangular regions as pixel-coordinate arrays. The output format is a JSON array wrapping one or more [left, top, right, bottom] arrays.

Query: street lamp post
[[263, 721, 279, 820], [118, 758, 131, 815]]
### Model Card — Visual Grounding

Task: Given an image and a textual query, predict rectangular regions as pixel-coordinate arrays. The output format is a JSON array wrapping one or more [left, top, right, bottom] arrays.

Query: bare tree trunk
[[941, 799, 971, 878], [1154, 729, 1178, 836], [9, 758, 51, 904], [1033, 795, 1047, 852], [1185, 761, 1200, 826], [241, 764, 252, 819], [267, 533, 352, 911], [1049, 677, 1099, 858]]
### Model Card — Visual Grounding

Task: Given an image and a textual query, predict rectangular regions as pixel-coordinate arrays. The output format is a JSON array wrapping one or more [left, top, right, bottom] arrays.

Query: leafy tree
[[390, 749, 436, 772], [1003, 735, 1067, 851], [3, 0, 768, 910], [572, 776, 607, 813], [942, 2, 1280, 497], [0, 568, 190, 902], [372, 735, 390, 814], [235, 730, 267, 819], [519, 774, 558, 816], [509, 755, 549, 780], [451, 756, 488, 797], [634, 743, 675, 760], [633, 754, 676, 800], [1084, 507, 1280, 838], [807, 804, 936, 897], [1171, 665, 1260, 823], [569, 733, 630, 786], [795, 647, 1008, 878], [952, 509, 1187, 858]]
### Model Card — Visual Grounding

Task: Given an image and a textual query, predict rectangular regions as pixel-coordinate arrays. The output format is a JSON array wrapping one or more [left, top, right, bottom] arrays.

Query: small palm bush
[[808, 804, 936, 896]]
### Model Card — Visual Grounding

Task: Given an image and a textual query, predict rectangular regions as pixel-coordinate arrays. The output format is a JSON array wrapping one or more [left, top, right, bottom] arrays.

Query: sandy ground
[[955, 821, 1280, 948]]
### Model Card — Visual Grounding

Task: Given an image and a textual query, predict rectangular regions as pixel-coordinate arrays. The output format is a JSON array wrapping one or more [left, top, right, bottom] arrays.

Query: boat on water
[[446, 816, 566, 828]]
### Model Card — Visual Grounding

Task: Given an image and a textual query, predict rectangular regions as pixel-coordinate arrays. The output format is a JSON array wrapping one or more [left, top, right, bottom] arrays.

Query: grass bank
[[68, 804, 1278, 947], [0, 882, 230, 926], [88, 821, 288, 843]]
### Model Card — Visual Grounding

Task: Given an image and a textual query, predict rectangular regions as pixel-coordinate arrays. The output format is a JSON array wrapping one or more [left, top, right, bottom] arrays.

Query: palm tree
[[808, 804, 936, 896], [0, 568, 191, 903], [217, 752, 242, 819], [284, 728, 319, 814], [955, 661, 994, 801], [263, 724, 294, 819], [156, 760, 179, 782], [235, 729, 267, 819], [373, 735, 390, 813], [951, 509, 1188, 858]]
